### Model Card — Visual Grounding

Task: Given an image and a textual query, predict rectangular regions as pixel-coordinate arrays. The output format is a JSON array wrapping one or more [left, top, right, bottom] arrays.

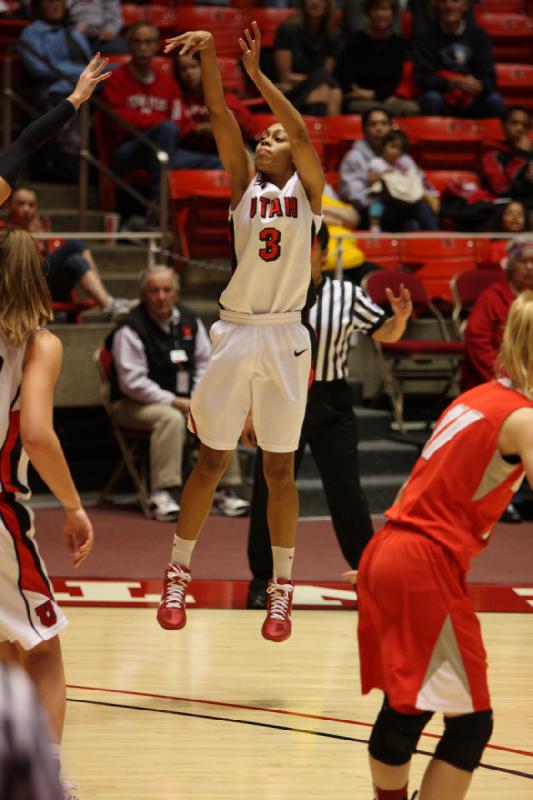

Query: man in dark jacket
[[412, 0, 504, 118], [107, 265, 249, 521], [481, 106, 533, 215]]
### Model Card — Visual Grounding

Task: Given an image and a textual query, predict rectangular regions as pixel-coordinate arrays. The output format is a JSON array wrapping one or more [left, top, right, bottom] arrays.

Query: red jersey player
[[350, 290, 533, 800]]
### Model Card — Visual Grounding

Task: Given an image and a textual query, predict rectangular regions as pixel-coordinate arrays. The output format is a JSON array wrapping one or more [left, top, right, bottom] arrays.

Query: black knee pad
[[369, 698, 433, 766], [434, 710, 493, 772]]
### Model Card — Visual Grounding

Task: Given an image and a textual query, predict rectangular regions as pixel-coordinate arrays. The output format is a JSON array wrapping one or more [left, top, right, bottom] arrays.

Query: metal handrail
[[2, 42, 169, 243]]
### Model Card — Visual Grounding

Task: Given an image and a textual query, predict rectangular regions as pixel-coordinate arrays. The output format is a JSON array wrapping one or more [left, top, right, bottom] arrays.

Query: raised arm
[[241, 22, 324, 213], [165, 31, 253, 207], [0, 54, 110, 205]]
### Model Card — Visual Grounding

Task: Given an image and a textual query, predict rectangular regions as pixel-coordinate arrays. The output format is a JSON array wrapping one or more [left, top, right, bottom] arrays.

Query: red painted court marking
[[66, 684, 533, 759], [52, 578, 533, 612]]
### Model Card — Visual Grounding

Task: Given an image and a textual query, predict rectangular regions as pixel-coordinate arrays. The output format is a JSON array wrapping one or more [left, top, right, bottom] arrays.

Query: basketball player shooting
[[157, 22, 323, 643]]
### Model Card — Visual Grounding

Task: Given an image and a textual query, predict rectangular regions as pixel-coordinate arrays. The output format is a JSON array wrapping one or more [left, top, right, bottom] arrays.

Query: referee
[[245, 224, 412, 608]]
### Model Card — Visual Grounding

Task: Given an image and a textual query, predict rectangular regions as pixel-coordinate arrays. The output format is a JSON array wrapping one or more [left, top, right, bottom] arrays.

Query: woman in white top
[[0, 228, 94, 800], [157, 22, 324, 643]]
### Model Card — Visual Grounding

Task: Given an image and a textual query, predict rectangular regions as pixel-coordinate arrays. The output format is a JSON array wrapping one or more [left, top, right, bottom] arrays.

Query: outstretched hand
[[239, 21, 261, 79], [68, 54, 110, 108], [385, 284, 412, 323], [164, 30, 213, 56], [63, 507, 94, 568]]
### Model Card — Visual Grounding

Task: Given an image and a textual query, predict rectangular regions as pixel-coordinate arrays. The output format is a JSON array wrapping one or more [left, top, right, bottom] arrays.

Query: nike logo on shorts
[[294, 349, 308, 357]]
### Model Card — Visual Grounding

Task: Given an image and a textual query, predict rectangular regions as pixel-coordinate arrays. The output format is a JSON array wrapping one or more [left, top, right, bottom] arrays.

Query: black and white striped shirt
[[310, 276, 386, 382]]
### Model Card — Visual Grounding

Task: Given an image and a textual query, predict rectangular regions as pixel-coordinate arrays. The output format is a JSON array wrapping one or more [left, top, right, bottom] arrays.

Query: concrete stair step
[[296, 473, 407, 516], [29, 182, 98, 209], [48, 209, 107, 232], [90, 244, 150, 272]]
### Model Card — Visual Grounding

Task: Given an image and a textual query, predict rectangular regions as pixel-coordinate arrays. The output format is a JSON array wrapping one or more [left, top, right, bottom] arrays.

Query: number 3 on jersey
[[259, 227, 281, 262]]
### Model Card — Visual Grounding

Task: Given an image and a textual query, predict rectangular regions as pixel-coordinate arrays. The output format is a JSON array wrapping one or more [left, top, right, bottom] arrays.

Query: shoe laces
[[164, 564, 191, 608], [267, 582, 293, 620]]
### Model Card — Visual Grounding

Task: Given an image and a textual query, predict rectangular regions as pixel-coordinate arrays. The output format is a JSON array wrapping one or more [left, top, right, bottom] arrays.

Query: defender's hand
[[164, 30, 213, 55]]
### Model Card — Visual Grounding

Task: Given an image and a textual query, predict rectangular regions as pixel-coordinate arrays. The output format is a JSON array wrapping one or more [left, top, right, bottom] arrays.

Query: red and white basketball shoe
[[261, 579, 294, 642], [157, 563, 191, 630]]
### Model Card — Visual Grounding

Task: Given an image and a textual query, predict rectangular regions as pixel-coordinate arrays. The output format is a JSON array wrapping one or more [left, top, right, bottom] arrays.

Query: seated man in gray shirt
[[107, 265, 249, 521]]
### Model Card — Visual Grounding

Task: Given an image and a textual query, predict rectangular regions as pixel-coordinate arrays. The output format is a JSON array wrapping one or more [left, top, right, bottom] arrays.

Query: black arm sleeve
[[0, 99, 76, 189]]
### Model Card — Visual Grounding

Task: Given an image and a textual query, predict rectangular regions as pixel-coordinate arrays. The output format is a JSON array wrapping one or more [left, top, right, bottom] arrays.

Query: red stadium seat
[[399, 236, 478, 303], [479, 0, 525, 11], [495, 63, 533, 112], [168, 170, 232, 261], [424, 170, 480, 194], [242, 8, 294, 48], [170, 8, 245, 59], [322, 115, 362, 171], [450, 268, 501, 338], [358, 236, 401, 270], [474, 117, 504, 142], [363, 270, 465, 434], [143, 5, 177, 36], [120, 4, 146, 27], [474, 12, 533, 64], [396, 117, 481, 170]]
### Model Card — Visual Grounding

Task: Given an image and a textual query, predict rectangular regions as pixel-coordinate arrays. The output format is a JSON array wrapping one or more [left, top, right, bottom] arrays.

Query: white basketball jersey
[[220, 172, 322, 315], [0, 337, 30, 501]]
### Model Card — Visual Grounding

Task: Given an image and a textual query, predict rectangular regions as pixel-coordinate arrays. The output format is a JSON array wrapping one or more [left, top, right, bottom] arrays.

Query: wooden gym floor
[[60, 607, 533, 800]]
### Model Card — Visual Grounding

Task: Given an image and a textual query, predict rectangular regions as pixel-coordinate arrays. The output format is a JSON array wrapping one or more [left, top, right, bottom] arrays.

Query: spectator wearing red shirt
[[101, 22, 221, 202], [481, 107, 533, 219], [461, 239, 533, 392], [173, 51, 258, 152]]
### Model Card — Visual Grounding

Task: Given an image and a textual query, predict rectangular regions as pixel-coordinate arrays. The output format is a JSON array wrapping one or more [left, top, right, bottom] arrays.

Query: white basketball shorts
[[189, 311, 312, 453], [0, 500, 68, 650]]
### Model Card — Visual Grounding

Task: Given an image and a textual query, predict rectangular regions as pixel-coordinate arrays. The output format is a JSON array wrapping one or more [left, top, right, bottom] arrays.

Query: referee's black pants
[[247, 379, 374, 580]]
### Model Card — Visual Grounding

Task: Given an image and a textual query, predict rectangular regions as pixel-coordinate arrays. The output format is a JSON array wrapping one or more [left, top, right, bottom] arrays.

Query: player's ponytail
[[498, 290, 533, 398], [0, 227, 52, 347]]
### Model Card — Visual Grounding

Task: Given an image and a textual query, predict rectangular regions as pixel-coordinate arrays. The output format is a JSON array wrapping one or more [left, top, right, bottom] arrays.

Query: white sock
[[272, 546, 295, 582], [171, 535, 196, 568]]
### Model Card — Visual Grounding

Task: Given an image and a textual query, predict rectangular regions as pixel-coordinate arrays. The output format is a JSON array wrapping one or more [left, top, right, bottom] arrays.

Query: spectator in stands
[[412, 0, 504, 119], [68, 0, 127, 55], [7, 185, 129, 320], [481, 200, 531, 270], [335, 0, 418, 118], [101, 22, 221, 209], [338, 107, 392, 228], [367, 129, 439, 231], [19, 0, 92, 106], [462, 238, 533, 392], [481, 106, 533, 219], [106, 265, 250, 522], [461, 237, 533, 522], [272, 0, 343, 116], [173, 51, 258, 152]]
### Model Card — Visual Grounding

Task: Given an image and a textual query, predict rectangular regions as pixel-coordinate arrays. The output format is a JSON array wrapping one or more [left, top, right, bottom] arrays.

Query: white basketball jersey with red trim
[[0, 337, 30, 501], [220, 171, 322, 315]]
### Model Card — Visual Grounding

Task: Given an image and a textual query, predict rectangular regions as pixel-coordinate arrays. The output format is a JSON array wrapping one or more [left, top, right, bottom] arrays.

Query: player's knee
[[262, 453, 294, 489], [369, 698, 433, 766], [434, 710, 493, 772], [196, 445, 231, 479]]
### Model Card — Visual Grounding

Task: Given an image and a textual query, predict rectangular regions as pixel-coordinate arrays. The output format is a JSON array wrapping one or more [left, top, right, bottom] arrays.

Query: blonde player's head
[[499, 290, 533, 398], [0, 227, 51, 347]]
